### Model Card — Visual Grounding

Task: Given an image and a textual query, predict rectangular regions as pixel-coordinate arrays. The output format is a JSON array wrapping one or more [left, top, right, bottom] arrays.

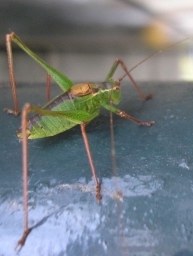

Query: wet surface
[[1, 82, 193, 255]]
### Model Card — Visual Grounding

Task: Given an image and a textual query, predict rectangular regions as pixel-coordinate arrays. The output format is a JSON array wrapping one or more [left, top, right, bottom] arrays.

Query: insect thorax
[[69, 81, 119, 98], [69, 83, 98, 97]]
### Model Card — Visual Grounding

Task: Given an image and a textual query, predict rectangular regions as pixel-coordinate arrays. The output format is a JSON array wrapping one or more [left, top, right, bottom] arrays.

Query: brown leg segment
[[4, 34, 19, 115], [116, 59, 152, 101], [103, 104, 155, 127], [118, 110, 155, 126], [16, 103, 32, 251], [80, 123, 102, 201]]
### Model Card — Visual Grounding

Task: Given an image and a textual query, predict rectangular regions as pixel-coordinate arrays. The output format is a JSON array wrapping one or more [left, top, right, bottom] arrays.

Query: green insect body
[[21, 82, 120, 139]]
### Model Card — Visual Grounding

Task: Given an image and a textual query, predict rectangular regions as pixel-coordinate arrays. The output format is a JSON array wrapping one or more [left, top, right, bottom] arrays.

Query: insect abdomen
[[25, 92, 101, 139]]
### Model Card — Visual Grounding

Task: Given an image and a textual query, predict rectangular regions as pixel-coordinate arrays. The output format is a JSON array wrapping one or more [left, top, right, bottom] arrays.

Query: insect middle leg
[[80, 123, 102, 201]]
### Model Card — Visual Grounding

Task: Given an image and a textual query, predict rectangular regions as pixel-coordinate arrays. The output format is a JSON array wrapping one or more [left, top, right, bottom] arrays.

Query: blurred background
[[1, 1, 193, 255], [0, 0, 193, 83]]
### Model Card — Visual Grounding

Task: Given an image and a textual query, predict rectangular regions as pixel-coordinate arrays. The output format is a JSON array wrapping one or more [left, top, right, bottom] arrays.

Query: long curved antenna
[[119, 36, 191, 82], [119, 37, 191, 82]]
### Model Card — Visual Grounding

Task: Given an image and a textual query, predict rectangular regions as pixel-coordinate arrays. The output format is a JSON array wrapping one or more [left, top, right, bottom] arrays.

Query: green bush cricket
[[4, 32, 155, 250]]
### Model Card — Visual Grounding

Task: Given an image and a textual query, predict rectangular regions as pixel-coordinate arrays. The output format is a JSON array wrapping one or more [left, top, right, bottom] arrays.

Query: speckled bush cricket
[[4, 32, 156, 250]]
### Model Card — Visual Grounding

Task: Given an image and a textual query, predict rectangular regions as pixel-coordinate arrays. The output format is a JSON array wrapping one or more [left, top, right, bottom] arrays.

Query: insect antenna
[[119, 36, 191, 83], [108, 85, 118, 178], [46, 74, 51, 101], [109, 107, 117, 177], [109, 87, 124, 202]]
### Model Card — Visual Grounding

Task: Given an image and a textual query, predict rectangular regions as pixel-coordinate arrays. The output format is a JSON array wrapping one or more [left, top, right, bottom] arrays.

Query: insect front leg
[[103, 104, 155, 126], [106, 59, 152, 101], [80, 123, 102, 202], [118, 110, 155, 126]]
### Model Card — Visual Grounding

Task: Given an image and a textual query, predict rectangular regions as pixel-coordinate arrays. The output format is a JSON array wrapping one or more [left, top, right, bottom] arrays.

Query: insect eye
[[114, 85, 119, 91]]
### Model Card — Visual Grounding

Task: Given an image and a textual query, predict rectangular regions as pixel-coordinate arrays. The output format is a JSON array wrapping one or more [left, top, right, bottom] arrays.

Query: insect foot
[[144, 93, 153, 101], [15, 228, 32, 252], [139, 120, 155, 127], [96, 183, 102, 203], [3, 107, 20, 116]]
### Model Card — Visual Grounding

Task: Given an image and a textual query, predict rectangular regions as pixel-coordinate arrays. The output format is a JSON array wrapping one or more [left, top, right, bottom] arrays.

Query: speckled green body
[[25, 83, 121, 139]]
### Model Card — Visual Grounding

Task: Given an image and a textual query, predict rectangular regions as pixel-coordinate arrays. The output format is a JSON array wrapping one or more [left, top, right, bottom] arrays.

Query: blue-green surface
[[1, 82, 193, 256]]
